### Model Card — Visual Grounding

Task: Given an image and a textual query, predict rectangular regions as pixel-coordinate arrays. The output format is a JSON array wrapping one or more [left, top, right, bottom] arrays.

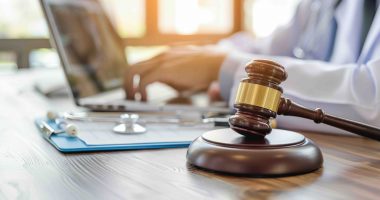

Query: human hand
[[207, 81, 223, 102], [123, 46, 226, 101]]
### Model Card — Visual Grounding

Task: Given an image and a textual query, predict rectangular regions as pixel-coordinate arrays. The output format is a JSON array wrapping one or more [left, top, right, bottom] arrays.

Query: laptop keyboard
[[83, 99, 162, 112]]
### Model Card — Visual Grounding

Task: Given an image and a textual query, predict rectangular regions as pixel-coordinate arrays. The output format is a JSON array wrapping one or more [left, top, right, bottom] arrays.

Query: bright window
[[0, 0, 48, 38], [244, 0, 301, 38], [100, 0, 146, 38], [158, 0, 233, 35]]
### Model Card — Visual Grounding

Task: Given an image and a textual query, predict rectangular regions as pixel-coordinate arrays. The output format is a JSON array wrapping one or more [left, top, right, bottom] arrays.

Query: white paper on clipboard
[[73, 121, 215, 145]]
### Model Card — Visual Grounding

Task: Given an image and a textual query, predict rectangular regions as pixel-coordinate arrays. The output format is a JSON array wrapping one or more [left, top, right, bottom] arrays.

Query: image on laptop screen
[[44, 0, 126, 99]]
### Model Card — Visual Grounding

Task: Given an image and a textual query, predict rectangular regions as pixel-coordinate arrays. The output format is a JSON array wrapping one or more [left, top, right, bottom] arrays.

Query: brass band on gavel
[[235, 82, 282, 112]]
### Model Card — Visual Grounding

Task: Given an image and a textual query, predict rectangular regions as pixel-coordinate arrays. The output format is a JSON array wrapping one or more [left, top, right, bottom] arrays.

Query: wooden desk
[[0, 69, 379, 200]]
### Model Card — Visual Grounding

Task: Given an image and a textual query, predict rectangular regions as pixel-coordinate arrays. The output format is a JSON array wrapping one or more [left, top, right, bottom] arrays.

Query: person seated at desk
[[124, 0, 380, 134]]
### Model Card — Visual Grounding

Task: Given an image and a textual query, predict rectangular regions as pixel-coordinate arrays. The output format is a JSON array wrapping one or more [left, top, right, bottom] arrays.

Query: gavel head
[[229, 59, 287, 138]]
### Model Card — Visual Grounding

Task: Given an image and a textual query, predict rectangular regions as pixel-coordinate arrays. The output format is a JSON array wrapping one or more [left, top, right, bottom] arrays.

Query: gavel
[[229, 59, 380, 141], [187, 59, 380, 176]]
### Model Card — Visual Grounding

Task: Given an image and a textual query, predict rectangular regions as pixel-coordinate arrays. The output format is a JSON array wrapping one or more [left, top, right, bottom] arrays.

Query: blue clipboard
[[34, 118, 192, 153]]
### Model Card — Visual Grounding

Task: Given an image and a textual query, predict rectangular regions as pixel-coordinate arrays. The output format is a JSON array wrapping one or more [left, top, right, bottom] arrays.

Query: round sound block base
[[187, 129, 323, 176]]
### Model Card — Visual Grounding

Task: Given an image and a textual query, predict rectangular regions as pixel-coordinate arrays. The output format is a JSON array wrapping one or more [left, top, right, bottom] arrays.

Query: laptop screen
[[42, 0, 126, 99]]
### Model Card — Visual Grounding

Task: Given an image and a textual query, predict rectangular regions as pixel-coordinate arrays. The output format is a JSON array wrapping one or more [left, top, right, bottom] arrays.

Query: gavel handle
[[278, 98, 380, 141]]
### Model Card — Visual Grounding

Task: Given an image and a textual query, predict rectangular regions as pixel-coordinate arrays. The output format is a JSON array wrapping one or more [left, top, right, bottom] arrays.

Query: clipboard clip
[[38, 121, 77, 138], [38, 121, 56, 138]]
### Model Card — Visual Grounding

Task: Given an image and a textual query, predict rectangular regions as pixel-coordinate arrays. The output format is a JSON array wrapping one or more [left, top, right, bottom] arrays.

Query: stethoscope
[[43, 111, 229, 138]]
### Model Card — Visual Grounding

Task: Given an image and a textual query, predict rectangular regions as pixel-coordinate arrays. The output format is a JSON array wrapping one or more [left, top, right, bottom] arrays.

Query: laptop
[[40, 0, 229, 113]]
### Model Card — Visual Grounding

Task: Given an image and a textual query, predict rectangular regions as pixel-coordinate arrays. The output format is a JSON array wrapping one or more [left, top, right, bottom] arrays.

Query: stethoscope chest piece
[[112, 113, 147, 134], [113, 123, 146, 134]]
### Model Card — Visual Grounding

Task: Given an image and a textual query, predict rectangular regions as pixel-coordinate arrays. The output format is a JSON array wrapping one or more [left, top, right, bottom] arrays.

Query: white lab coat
[[218, 0, 380, 135]]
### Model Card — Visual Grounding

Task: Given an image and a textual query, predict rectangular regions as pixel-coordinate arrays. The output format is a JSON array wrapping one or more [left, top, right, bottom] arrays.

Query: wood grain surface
[[0, 69, 379, 200]]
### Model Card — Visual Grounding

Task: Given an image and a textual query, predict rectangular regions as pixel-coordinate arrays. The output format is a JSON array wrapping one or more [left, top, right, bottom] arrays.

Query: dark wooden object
[[278, 98, 380, 141], [188, 59, 380, 177], [187, 129, 323, 176], [188, 60, 324, 176], [229, 59, 380, 141], [1, 69, 380, 199], [229, 60, 287, 138]]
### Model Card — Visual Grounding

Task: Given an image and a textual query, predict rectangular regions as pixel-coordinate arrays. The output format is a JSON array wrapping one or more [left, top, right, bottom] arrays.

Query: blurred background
[[0, 0, 300, 72]]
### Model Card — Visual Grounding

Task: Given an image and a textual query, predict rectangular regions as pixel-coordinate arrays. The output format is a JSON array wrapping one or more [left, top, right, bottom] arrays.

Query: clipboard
[[34, 118, 193, 153]]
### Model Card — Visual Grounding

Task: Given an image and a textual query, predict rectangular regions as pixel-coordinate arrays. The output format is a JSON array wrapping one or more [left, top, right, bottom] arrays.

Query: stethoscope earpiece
[[64, 123, 78, 136], [44, 111, 80, 137]]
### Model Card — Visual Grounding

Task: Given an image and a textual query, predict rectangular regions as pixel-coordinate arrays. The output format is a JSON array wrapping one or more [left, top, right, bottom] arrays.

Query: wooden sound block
[[187, 129, 323, 177]]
